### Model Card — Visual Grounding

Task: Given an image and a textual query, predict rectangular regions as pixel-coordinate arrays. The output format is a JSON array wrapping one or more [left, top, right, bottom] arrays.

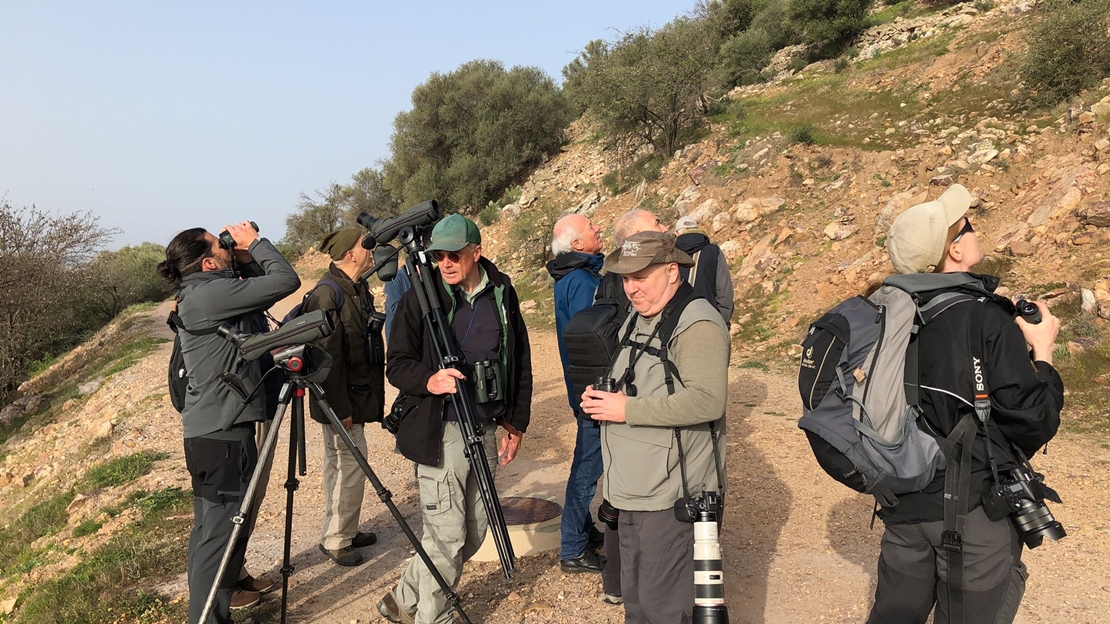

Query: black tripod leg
[[198, 384, 293, 624], [306, 382, 473, 624], [278, 387, 305, 624]]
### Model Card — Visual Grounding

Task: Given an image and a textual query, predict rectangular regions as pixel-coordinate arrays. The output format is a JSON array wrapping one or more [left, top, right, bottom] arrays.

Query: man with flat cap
[[304, 228, 385, 567], [580, 231, 729, 624], [378, 214, 532, 624]]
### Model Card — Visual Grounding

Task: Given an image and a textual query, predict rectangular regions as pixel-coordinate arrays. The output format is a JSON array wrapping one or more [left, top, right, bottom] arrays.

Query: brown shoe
[[318, 543, 365, 566], [238, 574, 276, 594], [230, 588, 261, 610], [377, 586, 416, 624]]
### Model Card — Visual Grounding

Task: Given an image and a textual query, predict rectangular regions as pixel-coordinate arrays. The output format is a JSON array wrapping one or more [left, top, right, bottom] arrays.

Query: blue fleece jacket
[[546, 252, 605, 411]]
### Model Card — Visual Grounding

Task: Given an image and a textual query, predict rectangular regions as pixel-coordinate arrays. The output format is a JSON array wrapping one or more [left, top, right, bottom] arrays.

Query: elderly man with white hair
[[545, 214, 612, 579]]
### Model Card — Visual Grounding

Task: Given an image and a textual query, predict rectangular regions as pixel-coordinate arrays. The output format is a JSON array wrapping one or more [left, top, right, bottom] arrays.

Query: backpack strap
[[620, 283, 699, 395], [941, 297, 993, 624], [166, 308, 221, 336]]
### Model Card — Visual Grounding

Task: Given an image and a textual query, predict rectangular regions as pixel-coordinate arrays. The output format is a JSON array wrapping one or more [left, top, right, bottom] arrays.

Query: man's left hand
[[498, 422, 523, 465]]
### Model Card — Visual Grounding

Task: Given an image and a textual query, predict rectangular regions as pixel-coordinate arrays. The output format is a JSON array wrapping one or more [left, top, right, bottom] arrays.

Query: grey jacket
[[601, 297, 730, 511], [177, 239, 301, 438]]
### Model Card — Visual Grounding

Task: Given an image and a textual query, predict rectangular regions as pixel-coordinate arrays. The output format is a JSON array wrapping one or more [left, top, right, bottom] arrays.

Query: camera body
[[980, 466, 1066, 548], [218, 221, 259, 250], [674, 491, 721, 525]]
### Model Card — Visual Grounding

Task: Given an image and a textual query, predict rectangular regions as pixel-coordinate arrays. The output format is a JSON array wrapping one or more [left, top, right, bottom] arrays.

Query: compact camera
[[980, 465, 1066, 548]]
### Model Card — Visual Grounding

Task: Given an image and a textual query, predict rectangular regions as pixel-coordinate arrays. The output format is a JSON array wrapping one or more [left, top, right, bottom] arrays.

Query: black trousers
[[184, 428, 257, 624], [866, 505, 1027, 624]]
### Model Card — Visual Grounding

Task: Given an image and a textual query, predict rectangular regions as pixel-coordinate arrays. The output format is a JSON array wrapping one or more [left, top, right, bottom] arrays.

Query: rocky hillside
[[478, 0, 1109, 424]]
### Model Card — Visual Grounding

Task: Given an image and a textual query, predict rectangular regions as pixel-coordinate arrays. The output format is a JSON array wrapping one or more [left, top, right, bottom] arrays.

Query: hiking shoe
[[229, 588, 261, 610], [351, 530, 378, 548], [603, 593, 624, 605], [377, 586, 416, 624], [318, 543, 365, 567], [237, 574, 275, 594], [560, 550, 605, 573]]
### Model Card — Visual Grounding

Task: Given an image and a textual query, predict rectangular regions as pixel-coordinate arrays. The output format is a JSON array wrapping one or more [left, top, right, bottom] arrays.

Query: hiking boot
[[318, 543, 365, 567], [560, 550, 605, 573], [603, 593, 624, 605], [377, 586, 416, 624], [229, 588, 261, 610], [237, 574, 275, 594], [351, 530, 378, 548]]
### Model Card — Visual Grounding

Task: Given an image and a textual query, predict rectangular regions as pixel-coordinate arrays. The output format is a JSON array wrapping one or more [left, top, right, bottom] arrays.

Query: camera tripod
[[199, 360, 472, 624]]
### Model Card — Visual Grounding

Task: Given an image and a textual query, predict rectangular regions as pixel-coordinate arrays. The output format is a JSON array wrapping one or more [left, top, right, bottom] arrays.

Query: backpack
[[796, 273, 983, 506], [563, 272, 630, 404], [282, 276, 345, 324], [675, 232, 721, 312]]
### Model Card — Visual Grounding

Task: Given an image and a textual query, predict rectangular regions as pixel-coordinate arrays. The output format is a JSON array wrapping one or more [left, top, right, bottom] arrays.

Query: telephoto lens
[[597, 499, 620, 531], [693, 494, 728, 624], [218, 221, 259, 250]]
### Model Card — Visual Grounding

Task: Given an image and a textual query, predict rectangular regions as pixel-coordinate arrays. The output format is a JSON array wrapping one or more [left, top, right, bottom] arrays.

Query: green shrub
[[790, 123, 818, 144], [719, 28, 776, 86], [478, 202, 501, 226], [1021, 0, 1110, 108], [72, 520, 103, 538], [787, 0, 875, 58], [508, 202, 561, 266]]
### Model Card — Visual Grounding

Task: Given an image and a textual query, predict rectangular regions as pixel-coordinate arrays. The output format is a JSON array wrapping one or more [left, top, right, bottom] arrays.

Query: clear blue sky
[[0, 1, 694, 249]]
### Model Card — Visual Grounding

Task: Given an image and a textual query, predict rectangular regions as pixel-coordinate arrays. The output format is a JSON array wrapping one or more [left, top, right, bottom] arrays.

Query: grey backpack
[[797, 273, 981, 506]]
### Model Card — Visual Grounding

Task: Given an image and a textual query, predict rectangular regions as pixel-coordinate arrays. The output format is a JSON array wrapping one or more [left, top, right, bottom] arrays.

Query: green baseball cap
[[427, 214, 482, 252]]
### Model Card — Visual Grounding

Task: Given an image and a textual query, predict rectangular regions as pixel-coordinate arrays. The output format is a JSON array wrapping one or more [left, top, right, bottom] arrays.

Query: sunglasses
[[952, 217, 974, 243], [432, 248, 468, 263]]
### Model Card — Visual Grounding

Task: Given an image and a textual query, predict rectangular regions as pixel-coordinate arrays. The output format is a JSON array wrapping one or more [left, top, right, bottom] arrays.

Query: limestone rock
[[930, 174, 953, 186], [689, 199, 721, 224], [1072, 232, 1100, 245], [1081, 289, 1097, 315], [875, 190, 928, 235], [1028, 186, 1082, 226], [733, 197, 784, 223], [501, 203, 521, 220], [1079, 202, 1110, 227], [1009, 240, 1033, 256], [67, 493, 89, 515], [96, 420, 115, 439], [711, 211, 733, 233], [672, 186, 702, 216], [824, 223, 859, 241], [1068, 337, 1098, 357], [1, 598, 16, 616], [739, 233, 776, 277], [78, 381, 100, 396], [718, 240, 744, 262], [0, 404, 19, 428], [574, 191, 601, 217], [968, 149, 999, 165]]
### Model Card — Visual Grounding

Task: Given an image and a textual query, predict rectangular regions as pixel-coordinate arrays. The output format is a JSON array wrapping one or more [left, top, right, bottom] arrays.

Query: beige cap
[[887, 184, 971, 274], [603, 231, 694, 274], [675, 216, 698, 233]]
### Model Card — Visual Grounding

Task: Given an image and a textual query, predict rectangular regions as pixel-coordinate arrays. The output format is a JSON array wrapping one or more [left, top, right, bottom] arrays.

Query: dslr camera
[[980, 465, 1066, 548]]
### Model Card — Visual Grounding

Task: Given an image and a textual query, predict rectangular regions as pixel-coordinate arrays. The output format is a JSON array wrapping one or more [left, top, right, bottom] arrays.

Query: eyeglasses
[[952, 217, 974, 243], [432, 249, 466, 263]]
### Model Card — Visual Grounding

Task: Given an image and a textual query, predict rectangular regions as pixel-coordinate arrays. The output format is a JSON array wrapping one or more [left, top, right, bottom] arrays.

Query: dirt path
[[143, 290, 1110, 623], [212, 326, 1108, 622]]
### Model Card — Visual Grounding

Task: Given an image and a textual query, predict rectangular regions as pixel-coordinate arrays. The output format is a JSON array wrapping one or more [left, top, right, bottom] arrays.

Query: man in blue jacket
[[545, 214, 609, 576]]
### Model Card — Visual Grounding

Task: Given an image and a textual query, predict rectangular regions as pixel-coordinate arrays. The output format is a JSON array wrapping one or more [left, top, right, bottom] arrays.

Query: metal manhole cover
[[499, 497, 561, 525]]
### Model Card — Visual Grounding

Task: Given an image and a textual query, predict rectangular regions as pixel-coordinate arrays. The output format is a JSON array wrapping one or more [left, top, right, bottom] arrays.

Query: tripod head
[[271, 343, 333, 383]]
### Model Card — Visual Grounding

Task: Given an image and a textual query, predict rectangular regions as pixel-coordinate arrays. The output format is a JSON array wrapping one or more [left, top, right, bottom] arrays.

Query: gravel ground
[[137, 284, 1109, 624]]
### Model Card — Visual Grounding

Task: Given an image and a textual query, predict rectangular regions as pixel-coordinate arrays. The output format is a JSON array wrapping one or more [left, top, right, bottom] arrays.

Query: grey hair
[[613, 209, 654, 246]]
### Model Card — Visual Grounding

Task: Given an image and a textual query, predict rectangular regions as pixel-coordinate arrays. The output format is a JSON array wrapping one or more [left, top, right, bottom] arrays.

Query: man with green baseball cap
[[379, 213, 533, 624]]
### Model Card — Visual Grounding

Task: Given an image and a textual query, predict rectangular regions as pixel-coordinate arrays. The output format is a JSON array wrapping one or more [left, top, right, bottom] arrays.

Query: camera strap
[[673, 419, 726, 509]]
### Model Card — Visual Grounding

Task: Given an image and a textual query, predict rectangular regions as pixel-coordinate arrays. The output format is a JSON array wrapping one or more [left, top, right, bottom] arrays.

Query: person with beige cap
[[580, 231, 729, 624], [867, 185, 1065, 624]]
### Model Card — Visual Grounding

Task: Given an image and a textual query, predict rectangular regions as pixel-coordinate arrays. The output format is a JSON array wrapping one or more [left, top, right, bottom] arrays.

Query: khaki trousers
[[394, 421, 497, 624], [319, 422, 368, 550]]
